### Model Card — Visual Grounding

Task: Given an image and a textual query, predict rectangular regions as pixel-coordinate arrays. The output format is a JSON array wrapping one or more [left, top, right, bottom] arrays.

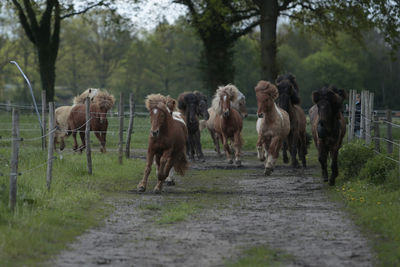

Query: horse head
[[235, 92, 248, 118], [276, 79, 294, 112], [194, 91, 209, 120], [255, 80, 278, 118], [312, 86, 346, 138], [180, 93, 199, 124], [149, 102, 169, 137], [219, 92, 232, 119], [93, 91, 115, 124]]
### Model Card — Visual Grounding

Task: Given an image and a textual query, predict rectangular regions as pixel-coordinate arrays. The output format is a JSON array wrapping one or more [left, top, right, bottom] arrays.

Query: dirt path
[[52, 151, 375, 267]]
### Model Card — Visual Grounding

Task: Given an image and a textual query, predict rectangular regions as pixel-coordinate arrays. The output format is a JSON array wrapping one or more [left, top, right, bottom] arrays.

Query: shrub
[[383, 167, 400, 191], [359, 154, 397, 185], [339, 142, 374, 180]]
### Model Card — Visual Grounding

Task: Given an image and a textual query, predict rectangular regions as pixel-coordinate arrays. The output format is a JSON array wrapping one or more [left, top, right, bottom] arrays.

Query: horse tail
[[174, 152, 189, 176]]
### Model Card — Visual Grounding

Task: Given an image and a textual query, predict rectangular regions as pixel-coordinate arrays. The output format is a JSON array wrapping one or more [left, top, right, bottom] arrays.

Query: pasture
[[0, 110, 400, 265]]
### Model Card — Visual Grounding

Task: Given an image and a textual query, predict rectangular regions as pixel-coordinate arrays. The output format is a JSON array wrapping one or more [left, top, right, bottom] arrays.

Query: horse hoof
[[283, 157, 289, 164], [264, 168, 272, 176], [259, 157, 265, 162], [235, 160, 242, 167], [153, 188, 162, 194], [227, 159, 233, 164], [166, 180, 175, 186], [137, 186, 146, 192]]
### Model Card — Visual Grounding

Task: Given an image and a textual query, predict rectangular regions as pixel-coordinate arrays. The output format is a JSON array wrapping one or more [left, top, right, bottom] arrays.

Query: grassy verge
[[227, 246, 292, 267], [0, 147, 145, 266]]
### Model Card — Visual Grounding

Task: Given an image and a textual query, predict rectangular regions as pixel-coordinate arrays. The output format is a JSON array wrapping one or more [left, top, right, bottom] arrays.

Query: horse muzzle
[[223, 110, 230, 118], [317, 124, 328, 139], [151, 130, 160, 137], [257, 113, 264, 118]]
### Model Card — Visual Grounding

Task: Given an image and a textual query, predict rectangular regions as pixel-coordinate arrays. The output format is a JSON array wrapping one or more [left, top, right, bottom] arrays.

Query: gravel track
[[52, 151, 375, 267]]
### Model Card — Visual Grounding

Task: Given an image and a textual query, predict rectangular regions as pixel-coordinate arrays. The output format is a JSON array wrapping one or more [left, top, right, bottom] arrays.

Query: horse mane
[[73, 88, 99, 105], [276, 73, 299, 93], [92, 90, 115, 111], [255, 80, 279, 100], [211, 84, 239, 114], [145, 94, 176, 113]]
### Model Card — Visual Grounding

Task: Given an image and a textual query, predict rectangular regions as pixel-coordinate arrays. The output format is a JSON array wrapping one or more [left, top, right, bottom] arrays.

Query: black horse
[[309, 86, 346, 185], [178, 91, 209, 161]]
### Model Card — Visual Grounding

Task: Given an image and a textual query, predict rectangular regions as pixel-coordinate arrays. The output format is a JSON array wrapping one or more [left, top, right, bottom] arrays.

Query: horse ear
[[312, 91, 320, 104]]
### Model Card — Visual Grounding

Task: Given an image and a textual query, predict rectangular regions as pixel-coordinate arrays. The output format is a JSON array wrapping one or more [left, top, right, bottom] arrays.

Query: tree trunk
[[259, 0, 279, 82], [38, 46, 56, 102]]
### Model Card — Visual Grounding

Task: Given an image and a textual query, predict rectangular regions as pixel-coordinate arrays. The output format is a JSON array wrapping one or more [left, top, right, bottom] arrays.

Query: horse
[[67, 90, 115, 152], [276, 79, 308, 168], [54, 88, 99, 150], [213, 84, 243, 166], [309, 86, 346, 186], [177, 91, 209, 161], [201, 87, 248, 156], [276, 73, 301, 105], [137, 95, 188, 193], [255, 81, 290, 175]]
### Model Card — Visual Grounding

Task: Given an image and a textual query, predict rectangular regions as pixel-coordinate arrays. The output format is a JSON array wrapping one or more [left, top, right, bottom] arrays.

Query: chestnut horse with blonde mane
[[137, 94, 188, 193], [255, 81, 290, 175], [54, 88, 99, 150], [202, 87, 247, 157], [67, 91, 115, 152], [213, 84, 243, 166]]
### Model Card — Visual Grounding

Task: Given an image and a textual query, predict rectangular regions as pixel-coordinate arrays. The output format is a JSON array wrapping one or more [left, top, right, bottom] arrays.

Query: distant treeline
[[1, 10, 399, 109]]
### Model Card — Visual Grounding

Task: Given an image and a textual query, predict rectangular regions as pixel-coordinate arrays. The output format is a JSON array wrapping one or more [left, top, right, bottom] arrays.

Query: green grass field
[[0, 111, 400, 265]]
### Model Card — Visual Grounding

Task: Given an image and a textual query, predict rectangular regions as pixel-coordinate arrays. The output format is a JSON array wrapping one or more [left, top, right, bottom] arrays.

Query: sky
[[116, 0, 188, 31]]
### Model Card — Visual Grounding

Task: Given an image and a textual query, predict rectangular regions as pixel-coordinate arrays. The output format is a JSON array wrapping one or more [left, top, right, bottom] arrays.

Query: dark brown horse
[[67, 91, 115, 152], [213, 84, 243, 166], [276, 79, 308, 168], [309, 86, 346, 186], [178, 91, 209, 161], [137, 95, 188, 193]]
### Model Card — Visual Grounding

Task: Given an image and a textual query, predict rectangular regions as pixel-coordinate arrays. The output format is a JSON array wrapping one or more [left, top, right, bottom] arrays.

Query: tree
[[174, 0, 259, 93], [10, 0, 110, 101]]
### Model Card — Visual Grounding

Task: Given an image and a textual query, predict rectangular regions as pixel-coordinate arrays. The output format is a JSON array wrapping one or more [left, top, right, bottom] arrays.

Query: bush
[[339, 141, 374, 180], [383, 167, 400, 191], [359, 154, 397, 185]]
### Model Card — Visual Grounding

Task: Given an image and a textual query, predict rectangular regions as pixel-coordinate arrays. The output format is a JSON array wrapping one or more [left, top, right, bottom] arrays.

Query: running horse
[[137, 94, 188, 193], [67, 91, 115, 152], [255, 81, 290, 175], [309, 86, 346, 186], [213, 84, 243, 166]]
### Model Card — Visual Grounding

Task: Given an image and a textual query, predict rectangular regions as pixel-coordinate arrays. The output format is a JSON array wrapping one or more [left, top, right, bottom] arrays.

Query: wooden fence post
[[349, 90, 356, 141], [41, 90, 47, 150], [374, 115, 380, 152], [118, 93, 124, 164], [365, 91, 371, 144], [46, 102, 55, 191], [9, 108, 19, 211], [347, 90, 353, 142], [386, 109, 393, 154], [125, 93, 135, 158], [85, 97, 92, 175]]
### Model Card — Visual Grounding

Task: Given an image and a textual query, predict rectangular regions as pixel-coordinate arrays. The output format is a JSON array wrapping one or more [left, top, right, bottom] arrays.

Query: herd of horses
[[54, 73, 347, 193]]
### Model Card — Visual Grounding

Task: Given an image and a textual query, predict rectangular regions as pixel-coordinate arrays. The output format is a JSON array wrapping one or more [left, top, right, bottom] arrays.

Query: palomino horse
[[309, 86, 346, 186], [54, 88, 99, 150], [177, 91, 209, 161], [201, 88, 247, 156], [255, 81, 290, 175], [276, 78, 308, 168], [213, 84, 243, 166], [67, 91, 115, 152], [137, 95, 188, 193]]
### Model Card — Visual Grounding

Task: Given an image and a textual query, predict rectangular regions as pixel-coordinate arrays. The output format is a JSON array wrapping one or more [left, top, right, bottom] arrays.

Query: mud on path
[[52, 151, 375, 267]]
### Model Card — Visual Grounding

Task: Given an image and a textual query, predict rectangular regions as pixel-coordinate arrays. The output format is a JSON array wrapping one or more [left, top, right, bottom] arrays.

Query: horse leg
[[256, 135, 265, 162], [137, 151, 154, 192], [318, 146, 329, 182], [282, 140, 289, 163], [265, 137, 281, 176], [72, 131, 78, 151], [329, 149, 339, 186], [289, 133, 299, 168], [215, 133, 222, 157], [222, 135, 233, 164], [299, 132, 307, 168], [165, 168, 176, 186], [100, 131, 107, 153], [233, 132, 242, 166], [194, 130, 205, 162], [79, 131, 86, 152], [187, 135, 195, 160], [154, 152, 172, 193], [60, 136, 65, 151]]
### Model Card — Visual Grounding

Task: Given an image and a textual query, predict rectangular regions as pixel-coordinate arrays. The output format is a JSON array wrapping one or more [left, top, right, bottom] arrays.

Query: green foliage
[[359, 154, 397, 185], [338, 142, 374, 180], [227, 246, 292, 267]]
